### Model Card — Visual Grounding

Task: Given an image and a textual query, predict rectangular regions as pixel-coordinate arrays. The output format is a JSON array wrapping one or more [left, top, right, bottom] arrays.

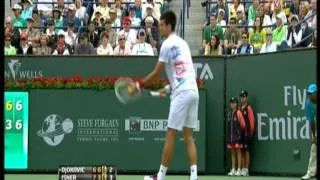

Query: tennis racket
[[114, 77, 170, 104]]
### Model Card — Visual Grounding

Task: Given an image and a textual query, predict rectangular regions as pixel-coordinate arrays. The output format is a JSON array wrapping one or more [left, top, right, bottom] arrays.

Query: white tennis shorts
[[167, 89, 199, 131]]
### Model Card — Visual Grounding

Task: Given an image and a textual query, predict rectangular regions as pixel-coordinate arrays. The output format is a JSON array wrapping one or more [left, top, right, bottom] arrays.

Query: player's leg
[[183, 90, 199, 180], [154, 92, 189, 180], [182, 127, 197, 180]]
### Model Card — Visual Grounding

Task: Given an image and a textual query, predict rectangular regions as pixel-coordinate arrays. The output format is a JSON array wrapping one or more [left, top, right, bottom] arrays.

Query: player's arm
[[306, 100, 316, 141]]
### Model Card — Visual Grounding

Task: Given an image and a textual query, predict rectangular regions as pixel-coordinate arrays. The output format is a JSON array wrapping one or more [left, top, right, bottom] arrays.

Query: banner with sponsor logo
[[226, 50, 316, 174], [29, 90, 206, 172], [4, 56, 225, 173]]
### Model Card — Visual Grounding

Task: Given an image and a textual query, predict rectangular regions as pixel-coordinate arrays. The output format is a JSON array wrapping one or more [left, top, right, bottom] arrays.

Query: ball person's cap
[[307, 84, 317, 94], [239, 90, 248, 97], [230, 97, 238, 103]]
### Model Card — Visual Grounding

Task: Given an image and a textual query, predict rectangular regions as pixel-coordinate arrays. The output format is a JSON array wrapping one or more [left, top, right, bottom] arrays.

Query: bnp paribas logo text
[[5, 59, 44, 80]]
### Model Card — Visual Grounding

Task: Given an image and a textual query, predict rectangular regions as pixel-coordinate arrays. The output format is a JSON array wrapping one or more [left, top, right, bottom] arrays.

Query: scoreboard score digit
[[4, 91, 29, 169]]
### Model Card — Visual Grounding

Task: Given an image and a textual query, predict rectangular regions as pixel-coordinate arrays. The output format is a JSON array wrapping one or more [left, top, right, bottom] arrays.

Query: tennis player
[[133, 10, 199, 180]]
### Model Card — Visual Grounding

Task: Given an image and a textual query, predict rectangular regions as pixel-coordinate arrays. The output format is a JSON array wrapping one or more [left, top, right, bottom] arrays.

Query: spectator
[[260, 29, 277, 53], [128, 5, 142, 30], [140, 4, 159, 28], [257, 5, 272, 30], [46, 20, 59, 48], [97, 32, 114, 55], [55, 0, 70, 18], [142, 0, 161, 21], [248, 16, 266, 52], [272, 14, 288, 49], [289, 0, 300, 16], [287, 15, 302, 48], [101, 18, 117, 48], [74, 33, 96, 54], [236, 32, 254, 55], [223, 17, 241, 55], [4, 17, 21, 49], [109, 8, 122, 32], [204, 35, 222, 56], [37, 0, 54, 17], [113, 33, 131, 55], [309, 31, 317, 47], [118, 17, 138, 48], [11, 4, 27, 29], [87, 22, 100, 48], [270, 0, 283, 14], [32, 8, 45, 30], [228, 0, 244, 20], [144, 16, 159, 52], [92, 11, 104, 27], [210, 0, 229, 22], [271, 2, 287, 25], [23, 18, 41, 45], [52, 8, 64, 33], [64, 22, 77, 50], [63, 4, 82, 32], [305, 0, 317, 30], [299, 1, 309, 21], [32, 36, 41, 51], [131, 29, 154, 55], [217, 9, 227, 34], [248, 0, 259, 26], [112, 0, 126, 20], [239, 90, 255, 177], [21, 0, 34, 20], [226, 97, 246, 176], [75, 0, 87, 21], [52, 33, 72, 55], [34, 34, 52, 55], [202, 13, 224, 50], [4, 35, 17, 55], [17, 33, 33, 55], [92, 0, 110, 21], [134, 0, 143, 20], [236, 9, 248, 33]]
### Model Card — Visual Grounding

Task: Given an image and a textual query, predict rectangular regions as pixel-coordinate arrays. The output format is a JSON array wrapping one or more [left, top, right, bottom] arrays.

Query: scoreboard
[[4, 91, 29, 169], [58, 165, 117, 180]]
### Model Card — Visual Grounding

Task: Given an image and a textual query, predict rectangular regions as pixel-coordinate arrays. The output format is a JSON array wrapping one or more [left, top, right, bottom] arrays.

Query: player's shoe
[[143, 175, 157, 180], [227, 169, 235, 176], [301, 173, 315, 180], [235, 168, 242, 176]]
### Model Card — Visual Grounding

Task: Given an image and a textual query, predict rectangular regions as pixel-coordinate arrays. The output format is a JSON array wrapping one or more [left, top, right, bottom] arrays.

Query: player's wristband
[[137, 80, 144, 89]]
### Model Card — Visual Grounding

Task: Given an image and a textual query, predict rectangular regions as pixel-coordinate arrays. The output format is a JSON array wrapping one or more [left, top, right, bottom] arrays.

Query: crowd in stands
[[201, 0, 317, 56], [4, 0, 169, 56]]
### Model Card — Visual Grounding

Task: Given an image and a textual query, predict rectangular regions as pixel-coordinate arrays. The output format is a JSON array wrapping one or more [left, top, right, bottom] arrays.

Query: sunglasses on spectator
[[266, 33, 272, 36], [119, 38, 125, 41], [242, 36, 247, 39]]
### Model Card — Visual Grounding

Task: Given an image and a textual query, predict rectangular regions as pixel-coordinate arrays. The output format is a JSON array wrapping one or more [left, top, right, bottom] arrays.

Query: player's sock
[[157, 164, 168, 180], [190, 165, 198, 180]]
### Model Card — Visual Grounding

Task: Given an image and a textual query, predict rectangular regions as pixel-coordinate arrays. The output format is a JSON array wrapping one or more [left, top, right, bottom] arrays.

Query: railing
[[204, 0, 308, 18]]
